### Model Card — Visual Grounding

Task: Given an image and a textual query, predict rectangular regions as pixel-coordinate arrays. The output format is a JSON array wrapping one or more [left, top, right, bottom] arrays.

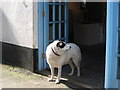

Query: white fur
[[46, 40, 82, 84]]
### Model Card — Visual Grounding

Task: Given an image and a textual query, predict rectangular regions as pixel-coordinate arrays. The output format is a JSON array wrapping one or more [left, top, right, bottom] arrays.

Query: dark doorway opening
[[62, 2, 106, 88]]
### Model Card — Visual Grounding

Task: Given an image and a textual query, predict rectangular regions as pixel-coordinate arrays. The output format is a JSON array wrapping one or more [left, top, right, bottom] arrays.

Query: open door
[[105, 1, 120, 88], [38, 1, 68, 70]]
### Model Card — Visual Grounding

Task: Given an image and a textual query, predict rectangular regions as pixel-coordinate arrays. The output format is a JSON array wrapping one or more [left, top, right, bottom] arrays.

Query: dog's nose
[[70, 46, 71, 49]]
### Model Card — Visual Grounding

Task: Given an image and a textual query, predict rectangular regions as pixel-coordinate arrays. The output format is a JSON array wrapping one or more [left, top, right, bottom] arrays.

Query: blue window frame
[[105, 1, 120, 88], [48, 1, 68, 43], [38, 1, 68, 70], [38, 2, 44, 70]]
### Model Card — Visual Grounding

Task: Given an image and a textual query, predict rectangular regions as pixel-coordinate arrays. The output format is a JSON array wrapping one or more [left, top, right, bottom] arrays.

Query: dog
[[46, 40, 82, 84]]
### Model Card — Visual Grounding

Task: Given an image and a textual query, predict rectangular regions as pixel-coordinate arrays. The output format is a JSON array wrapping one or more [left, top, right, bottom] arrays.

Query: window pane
[[55, 5, 59, 21], [61, 23, 64, 38], [55, 23, 59, 39], [61, 5, 65, 20], [49, 5, 53, 21], [49, 24, 53, 40], [117, 57, 120, 79]]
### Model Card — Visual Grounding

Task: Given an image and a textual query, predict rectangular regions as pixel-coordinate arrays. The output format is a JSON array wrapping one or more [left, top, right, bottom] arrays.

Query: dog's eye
[[57, 41, 66, 48]]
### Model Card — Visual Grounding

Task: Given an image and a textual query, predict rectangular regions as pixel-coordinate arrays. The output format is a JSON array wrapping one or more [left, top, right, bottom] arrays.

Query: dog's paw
[[55, 79, 60, 84], [77, 73, 80, 77], [48, 78, 54, 82], [69, 73, 73, 76]]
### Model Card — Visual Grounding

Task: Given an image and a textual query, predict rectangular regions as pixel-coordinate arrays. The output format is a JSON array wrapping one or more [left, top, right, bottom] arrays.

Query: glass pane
[[61, 5, 65, 20], [117, 57, 120, 79], [61, 23, 64, 38], [49, 24, 53, 40], [55, 5, 59, 21], [49, 5, 53, 21], [55, 23, 59, 39]]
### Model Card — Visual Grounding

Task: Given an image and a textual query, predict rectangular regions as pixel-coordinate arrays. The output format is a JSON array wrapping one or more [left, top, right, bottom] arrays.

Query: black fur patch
[[56, 41, 66, 48]]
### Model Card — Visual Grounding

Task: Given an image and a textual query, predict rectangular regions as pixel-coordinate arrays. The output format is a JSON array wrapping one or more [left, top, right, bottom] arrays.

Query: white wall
[[33, 2, 38, 48], [0, 0, 38, 48], [0, 2, 2, 42]]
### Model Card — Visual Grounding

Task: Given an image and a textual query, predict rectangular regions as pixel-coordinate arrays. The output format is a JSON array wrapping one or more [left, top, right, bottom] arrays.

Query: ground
[[1, 45, 105, 89], [1, 63, 82, 89], [1, 64, 68, 88]]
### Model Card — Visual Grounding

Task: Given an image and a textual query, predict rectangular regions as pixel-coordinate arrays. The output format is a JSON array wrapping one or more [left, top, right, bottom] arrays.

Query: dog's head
[[52, 40, 71, 55]]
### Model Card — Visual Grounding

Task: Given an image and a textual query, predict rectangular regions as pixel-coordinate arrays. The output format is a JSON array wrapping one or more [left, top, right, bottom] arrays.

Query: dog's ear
[[56, 41, 66, 48]]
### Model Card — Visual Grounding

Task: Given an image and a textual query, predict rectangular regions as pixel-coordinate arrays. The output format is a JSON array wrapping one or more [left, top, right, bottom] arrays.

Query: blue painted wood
[[49, 3, 66, 5], [49, 21, 66, 24], [59, 5, 61, 39], [53, 4, 55, 40], [117, 2, 120, 86], [119, 80, 120, 88], [42, 1, 68, 69], [105, 1, 119, 88], [65, 2, 69, 42], [38, 2, 44, 70], [44, 2, 49, 69], [64, 3, 67, 42]]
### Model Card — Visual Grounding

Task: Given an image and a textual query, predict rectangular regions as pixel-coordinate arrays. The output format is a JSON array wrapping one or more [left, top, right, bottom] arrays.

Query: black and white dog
[[46, 40, 82, 84]]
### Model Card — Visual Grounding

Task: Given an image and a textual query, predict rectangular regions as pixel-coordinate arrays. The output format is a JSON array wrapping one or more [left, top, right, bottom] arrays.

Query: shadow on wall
[[1, 8, 18, 44], [1, 8, 34, 71], [1, 8, 18, 64]]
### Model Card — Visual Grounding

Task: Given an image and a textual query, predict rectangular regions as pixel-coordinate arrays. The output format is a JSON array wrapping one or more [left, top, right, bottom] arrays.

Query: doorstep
[[39, 70, 101, 89]]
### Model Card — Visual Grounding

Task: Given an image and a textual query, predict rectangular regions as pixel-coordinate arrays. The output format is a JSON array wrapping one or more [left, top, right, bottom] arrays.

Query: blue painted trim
[[49, 3, 66, 5], [38, 2, 44, 70], [49, 38, 66, 42], [105, 1, 119, 88], [59, 5, 61, 39], [116, 1, 120, 87], [49, 21, 66, 24], [66, 2, 69, 42], [44, 2, 49, 69], [119, 80, 120, 88], [53, 4, 55, 40], [64, 2, 68, 42]]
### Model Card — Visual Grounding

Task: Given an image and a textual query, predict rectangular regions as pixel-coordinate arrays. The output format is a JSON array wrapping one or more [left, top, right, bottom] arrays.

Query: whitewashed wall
[[0, 0, 38, 48]]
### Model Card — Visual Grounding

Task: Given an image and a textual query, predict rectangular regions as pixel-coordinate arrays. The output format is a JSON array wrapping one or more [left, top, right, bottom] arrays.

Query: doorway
[[37, 1, 120, 88], [38, 1, 107, 88], [62, 2, 106, 88]]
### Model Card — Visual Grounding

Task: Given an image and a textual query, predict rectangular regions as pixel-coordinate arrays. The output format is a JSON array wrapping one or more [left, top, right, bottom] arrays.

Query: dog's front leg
[[48, 66, 54, 81], [55, 66, 62, 84]]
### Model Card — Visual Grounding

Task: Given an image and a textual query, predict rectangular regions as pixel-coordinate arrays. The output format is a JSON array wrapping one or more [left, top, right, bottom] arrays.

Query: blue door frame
[[38, 1, 120, 88], [38, 1, 68, 70], [105, 1, 120, 88], [38, 2, 44, 70], [38, 2, 49, 70]]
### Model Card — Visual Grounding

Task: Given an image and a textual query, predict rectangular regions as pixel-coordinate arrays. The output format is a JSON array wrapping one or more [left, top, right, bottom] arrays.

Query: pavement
[[1, 63, 84, 89]]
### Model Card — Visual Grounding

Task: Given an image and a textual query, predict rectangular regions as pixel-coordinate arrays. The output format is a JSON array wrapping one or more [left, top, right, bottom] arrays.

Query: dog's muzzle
[[66, 46, 71, 51]]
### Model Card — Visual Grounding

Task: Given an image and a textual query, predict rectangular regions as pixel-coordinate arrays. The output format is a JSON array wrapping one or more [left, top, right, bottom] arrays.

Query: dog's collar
[[51, 48, 60, 56]]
